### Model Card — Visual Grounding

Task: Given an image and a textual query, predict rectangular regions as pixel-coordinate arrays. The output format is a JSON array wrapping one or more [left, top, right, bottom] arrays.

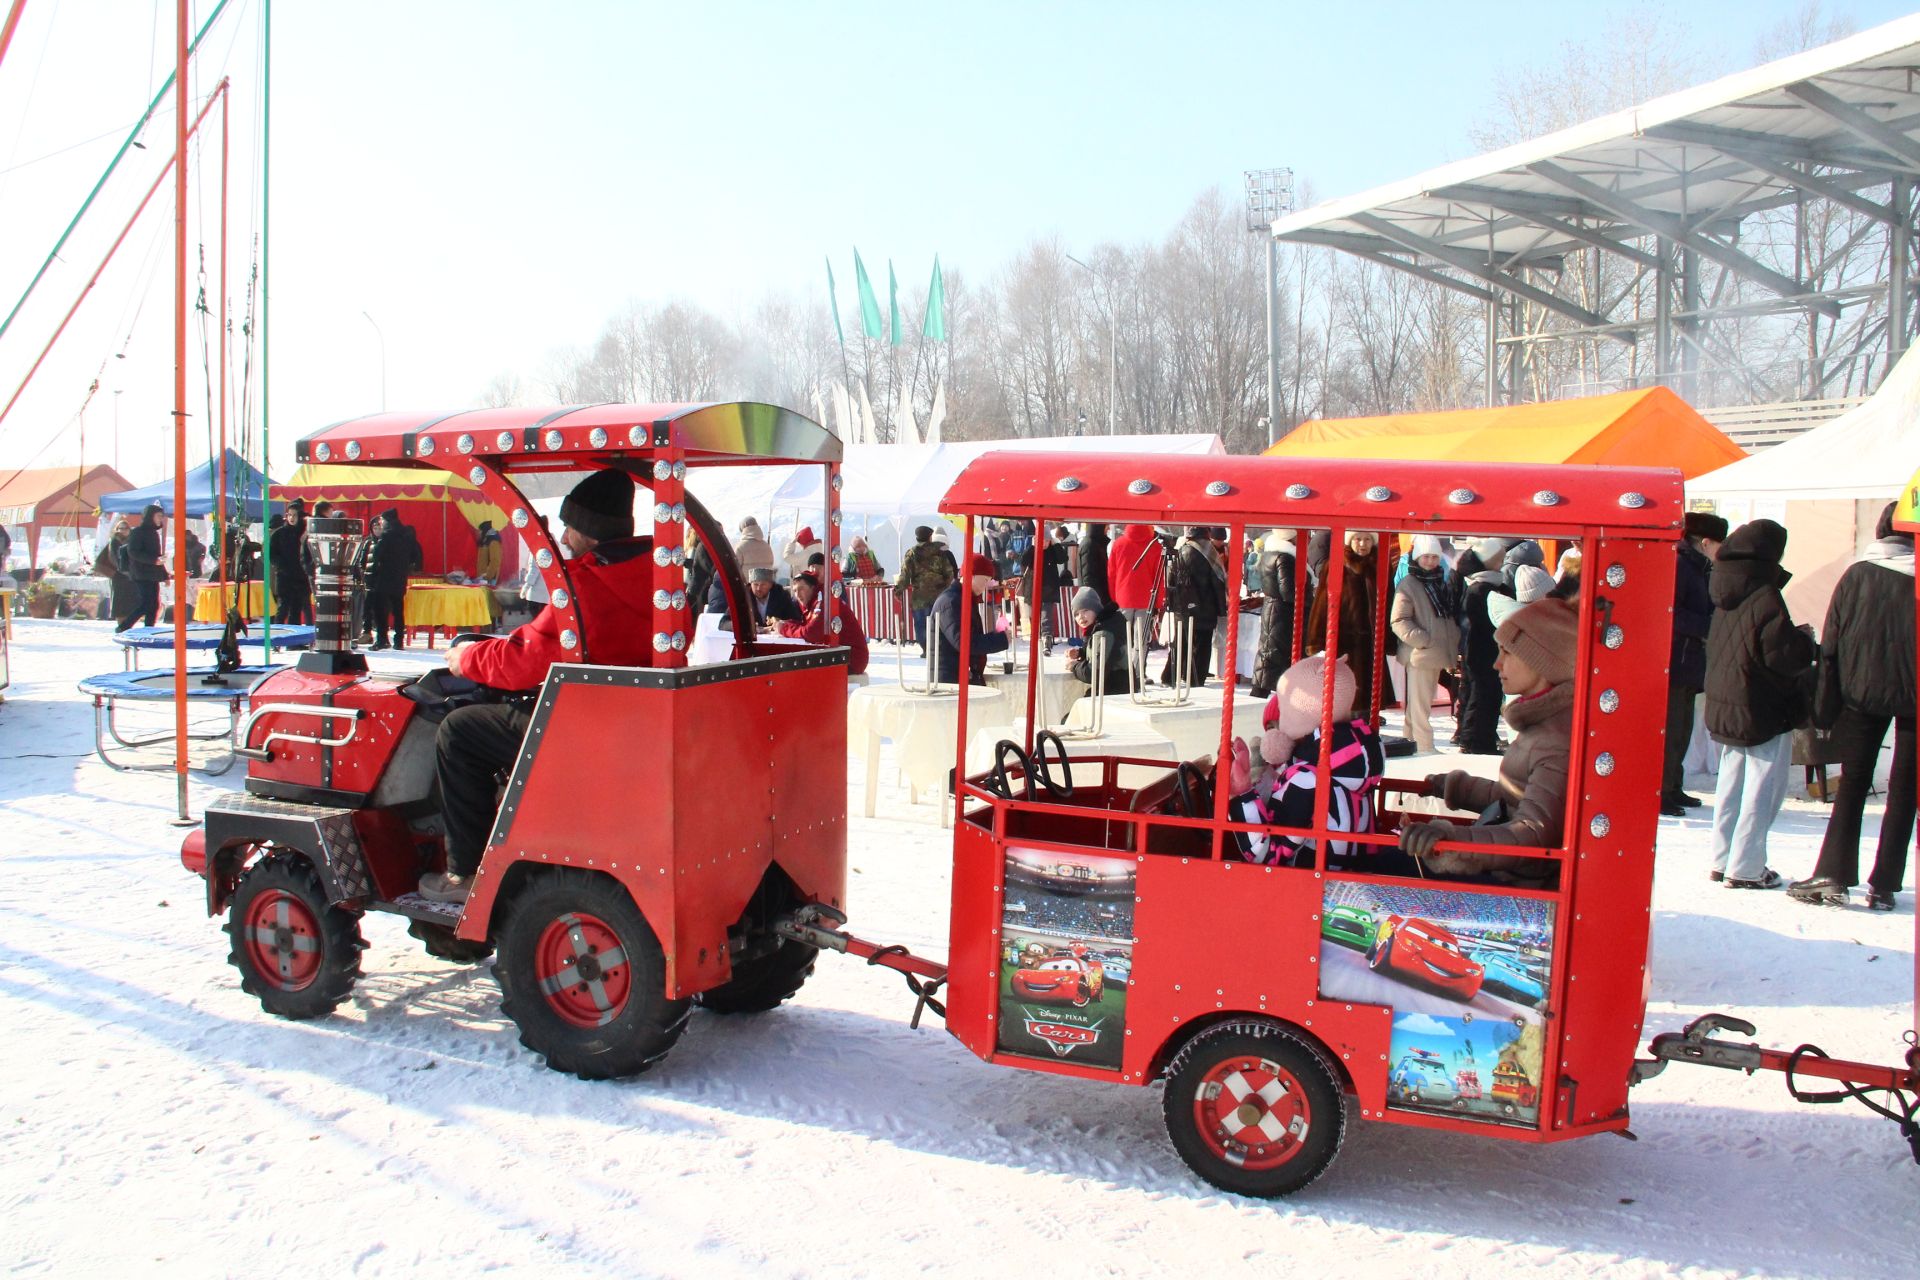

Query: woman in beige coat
[[1390, 535, 1461, 753]]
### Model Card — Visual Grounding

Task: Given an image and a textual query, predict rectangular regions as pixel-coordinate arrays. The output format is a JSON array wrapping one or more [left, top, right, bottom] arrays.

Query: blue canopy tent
[[99, 449, 280, 520]]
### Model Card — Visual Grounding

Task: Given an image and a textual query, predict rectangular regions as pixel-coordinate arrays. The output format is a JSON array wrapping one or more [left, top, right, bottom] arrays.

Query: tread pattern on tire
[[495, 868, 690, 1079], [693, 937, 818, 1014], [224, 850, 365, 1021], [408, 919, 495, 965]]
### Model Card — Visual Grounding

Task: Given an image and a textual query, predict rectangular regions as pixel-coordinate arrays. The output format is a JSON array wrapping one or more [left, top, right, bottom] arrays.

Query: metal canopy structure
[[1272, 15, 1920, 407]]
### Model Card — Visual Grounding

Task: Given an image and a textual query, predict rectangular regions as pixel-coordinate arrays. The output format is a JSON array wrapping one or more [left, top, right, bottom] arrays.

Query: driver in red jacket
[[421, 469, 655, 903], [778, 570, 869, 674]]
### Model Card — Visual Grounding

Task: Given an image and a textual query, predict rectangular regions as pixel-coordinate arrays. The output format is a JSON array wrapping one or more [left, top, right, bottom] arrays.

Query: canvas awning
[[0, 462, 138, 527], [99, 449, 278, 519], [1263, 387, 1745, 478], [1688, 347, 1920, 502], [274, 463, 509, 534]]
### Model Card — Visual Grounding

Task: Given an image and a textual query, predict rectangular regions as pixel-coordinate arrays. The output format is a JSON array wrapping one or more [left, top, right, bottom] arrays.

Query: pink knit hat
[[1260, 653, 1356, 764]]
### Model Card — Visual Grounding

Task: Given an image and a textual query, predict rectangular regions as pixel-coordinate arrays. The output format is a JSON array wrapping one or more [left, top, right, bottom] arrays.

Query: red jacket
[[462, 538, 656, 691], [779, 596, 869, 674], [1107, 525, 1165, 611]]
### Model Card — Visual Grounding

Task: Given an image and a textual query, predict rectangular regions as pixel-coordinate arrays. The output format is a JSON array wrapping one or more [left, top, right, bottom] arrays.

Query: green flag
[[825, 256, 845, 347], [888, 261, 902, 347], [853, 249, 883, 340], [922, 255, 946, 342]]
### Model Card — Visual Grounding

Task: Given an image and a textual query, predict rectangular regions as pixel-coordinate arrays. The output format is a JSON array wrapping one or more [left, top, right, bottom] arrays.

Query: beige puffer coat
[[1420, 681, 1572, 886], [1390, 572, 1461, 671]]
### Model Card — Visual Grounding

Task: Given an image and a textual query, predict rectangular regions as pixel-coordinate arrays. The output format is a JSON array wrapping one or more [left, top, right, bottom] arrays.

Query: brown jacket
[[1423, 681, 1572, 885], [1306, 545, 1378, 706], [1390, 572, 1461, 671]]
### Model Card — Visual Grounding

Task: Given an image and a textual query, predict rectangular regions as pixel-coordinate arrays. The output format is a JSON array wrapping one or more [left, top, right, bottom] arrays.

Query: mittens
[[1229, 738, 1253, 795], [1400, 821, 1448, 858]]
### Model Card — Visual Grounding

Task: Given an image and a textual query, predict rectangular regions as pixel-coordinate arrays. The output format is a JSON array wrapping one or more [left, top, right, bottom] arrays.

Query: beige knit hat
[[1494, 597, 1578, 686]]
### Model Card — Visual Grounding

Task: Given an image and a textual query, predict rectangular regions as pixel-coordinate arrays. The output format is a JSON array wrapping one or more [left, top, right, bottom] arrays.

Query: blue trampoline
[[112, 624, 315, 669], [78, 664, 285, 775]]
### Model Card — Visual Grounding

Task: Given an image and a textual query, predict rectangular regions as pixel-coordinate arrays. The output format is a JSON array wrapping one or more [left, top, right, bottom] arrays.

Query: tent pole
[[171, 0, 190, 823]]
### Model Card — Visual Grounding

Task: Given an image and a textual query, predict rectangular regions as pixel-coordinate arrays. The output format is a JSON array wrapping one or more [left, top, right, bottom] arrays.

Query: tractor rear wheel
[[1162, 1019, 1345, 1198], [408, 919, 495, 965], [225, 851, 365, 1020], [693, 936, 818, 1014], [495, 869, 689, 1079]]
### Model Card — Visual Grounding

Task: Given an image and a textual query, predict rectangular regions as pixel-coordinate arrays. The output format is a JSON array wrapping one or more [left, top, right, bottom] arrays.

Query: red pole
[[171, 0, 189, 818], [0, 81, 226, 433], [216, 85, 229, 591], [0, 1, 27, 75]]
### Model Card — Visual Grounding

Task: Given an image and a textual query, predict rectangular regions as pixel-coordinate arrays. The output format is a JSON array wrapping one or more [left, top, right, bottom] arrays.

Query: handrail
[[234, 702, 365, 762], [1058, 630, 1108, 738]]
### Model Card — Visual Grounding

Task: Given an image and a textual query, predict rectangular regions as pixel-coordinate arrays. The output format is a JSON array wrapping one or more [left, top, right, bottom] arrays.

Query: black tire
[[1162, 1019, 1346, 1198], [495, 868, 689, 1079], [1366, 933, 1394, 970], [408, 919, 495, 965], [694, 937, 818, 1014], [225, 851, 364, 1020]]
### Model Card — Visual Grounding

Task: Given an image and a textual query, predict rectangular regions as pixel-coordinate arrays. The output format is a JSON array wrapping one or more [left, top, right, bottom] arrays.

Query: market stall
[[0, 462, 138, 574], [272, 464, 516, 583]]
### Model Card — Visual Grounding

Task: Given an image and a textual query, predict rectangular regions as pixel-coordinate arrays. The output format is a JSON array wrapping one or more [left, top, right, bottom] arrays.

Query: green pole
[[259, 0, 272, 650], [0, 0, 231, 345]]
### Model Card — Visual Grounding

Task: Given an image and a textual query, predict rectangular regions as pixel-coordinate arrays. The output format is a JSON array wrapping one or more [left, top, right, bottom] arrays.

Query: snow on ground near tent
[[1, 618, 1914, 1277]]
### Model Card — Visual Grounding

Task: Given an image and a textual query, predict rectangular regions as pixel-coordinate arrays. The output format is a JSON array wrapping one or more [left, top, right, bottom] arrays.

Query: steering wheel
[[1174, 759, 1213, 818], [1032, 729, 1075, 800], [987, 739, 1035, 801]]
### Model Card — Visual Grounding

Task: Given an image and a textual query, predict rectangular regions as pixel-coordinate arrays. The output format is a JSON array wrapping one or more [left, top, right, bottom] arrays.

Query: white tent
[[1688, 348, 1920, 503]]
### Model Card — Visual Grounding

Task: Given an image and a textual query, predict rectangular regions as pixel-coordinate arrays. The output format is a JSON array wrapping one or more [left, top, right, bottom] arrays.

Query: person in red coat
[[422, 470, 653, 903], [1108, 524, 1165, 615], [779, 571, 869, 674]]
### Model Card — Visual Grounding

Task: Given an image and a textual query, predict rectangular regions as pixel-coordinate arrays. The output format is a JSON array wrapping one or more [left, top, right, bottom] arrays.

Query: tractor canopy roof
[[940, 451, 1682, 535], [294, 402, 839, 475]]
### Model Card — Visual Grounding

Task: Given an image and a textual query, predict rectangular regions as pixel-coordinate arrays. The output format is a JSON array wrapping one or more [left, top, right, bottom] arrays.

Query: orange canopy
[[1263, 387, 1744, 478]]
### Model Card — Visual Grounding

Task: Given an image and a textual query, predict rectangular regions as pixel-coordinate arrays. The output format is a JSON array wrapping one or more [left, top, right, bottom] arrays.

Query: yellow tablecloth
[[193, 581, 268, 622], [404, 584, 493, 629], [1, 588, 12, 638]]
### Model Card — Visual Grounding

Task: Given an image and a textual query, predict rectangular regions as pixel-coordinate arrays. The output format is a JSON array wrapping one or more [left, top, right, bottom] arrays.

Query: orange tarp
[[1263, 387, 1745, 479]]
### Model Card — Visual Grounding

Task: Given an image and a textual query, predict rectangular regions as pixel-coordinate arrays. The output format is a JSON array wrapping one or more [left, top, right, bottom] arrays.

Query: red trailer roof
[[940, 451, 1682, 533], [294, 402, 838, 470]]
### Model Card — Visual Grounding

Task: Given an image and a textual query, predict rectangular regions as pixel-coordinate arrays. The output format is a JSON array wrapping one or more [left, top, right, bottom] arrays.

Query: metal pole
[[171, 0, 189, 821], [1266, 236, 1280, 446], [1891, 178, 1910, 372], [1654, 236, 1673, 387], [1108, 301, 1116, 436], [0, 0, 27, 73], [362, 310, 386, 410], [260, 0, 273, 653]]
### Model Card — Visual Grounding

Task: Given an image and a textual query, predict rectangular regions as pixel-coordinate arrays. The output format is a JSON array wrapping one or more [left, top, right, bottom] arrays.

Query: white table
[[687, 613, 810, 665], [1062, 683, 1265, 763], [983, 654, 1086, 731], [849, 683, 1011, 825]]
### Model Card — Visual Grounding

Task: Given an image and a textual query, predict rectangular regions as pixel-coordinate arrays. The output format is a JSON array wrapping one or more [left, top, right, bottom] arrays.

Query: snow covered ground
[[1, 617, 1914, 1278]]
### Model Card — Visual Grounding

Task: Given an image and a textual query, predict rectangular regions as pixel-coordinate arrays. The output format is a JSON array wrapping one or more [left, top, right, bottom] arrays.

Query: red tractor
[[181, 402, 851, 1077]]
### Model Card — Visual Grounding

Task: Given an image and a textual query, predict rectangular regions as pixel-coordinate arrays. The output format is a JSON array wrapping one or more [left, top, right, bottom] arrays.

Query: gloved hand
[[1400, 821, 1452, 858], [1229, 737, 1253, 794], [1422, 772, 1452, 801]]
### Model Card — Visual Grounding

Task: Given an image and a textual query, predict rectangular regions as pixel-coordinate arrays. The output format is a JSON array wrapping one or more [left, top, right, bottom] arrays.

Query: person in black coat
[[1250, 531, 1297, 698], [365, 508, 419, 648], [1077, 522, 1111, 609], [1457, 538, 1513, 754], [270, 499, 316, 624], [1791, 502, 1916, 910], [1705, 519, 1816, 890], [116, 504, 167, 631], [931, 554, 1009, 684], [1161, 526, 1225, 688], [1662, 513, 1724, 814], [1065, 586, 1130, 696]]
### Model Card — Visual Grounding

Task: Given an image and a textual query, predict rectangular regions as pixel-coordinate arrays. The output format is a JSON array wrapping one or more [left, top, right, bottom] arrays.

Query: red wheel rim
[[241, 889, 324, 991], [533, 911, 631, 1029], [1190, 1054, 1313, 1172]]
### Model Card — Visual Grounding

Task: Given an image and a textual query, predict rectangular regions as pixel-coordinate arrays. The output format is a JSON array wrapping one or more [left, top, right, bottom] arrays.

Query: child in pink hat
[[1227, 653, 1385, 865]]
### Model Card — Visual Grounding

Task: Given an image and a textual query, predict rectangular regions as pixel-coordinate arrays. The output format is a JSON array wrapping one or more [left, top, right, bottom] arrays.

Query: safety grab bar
[[234, 702, 365, 762]]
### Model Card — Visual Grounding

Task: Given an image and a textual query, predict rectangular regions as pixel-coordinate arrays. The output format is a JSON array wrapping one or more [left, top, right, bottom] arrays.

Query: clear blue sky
[[1, 0, 1913, 484]]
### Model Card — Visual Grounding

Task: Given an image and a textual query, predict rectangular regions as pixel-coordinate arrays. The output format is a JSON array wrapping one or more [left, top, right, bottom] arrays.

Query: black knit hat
[[142, 502, 164, 518], [560, 470, 635, 542], [1684, 511, 1729, 543]]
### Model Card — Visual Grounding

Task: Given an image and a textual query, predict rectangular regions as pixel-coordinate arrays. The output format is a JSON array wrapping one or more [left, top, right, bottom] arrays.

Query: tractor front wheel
[[225, 851, 365, 1020], [495, 869, 689, 1079], [1162, 1019, 1345, 1198]]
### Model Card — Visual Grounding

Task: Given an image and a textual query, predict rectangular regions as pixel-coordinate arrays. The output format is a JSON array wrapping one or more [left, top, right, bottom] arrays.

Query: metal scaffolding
[[1270, 16, 1920, 408]]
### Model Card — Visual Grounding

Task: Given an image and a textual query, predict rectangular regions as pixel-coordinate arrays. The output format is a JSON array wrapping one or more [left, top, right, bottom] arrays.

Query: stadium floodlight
[[1244, 167, 1295, 232]]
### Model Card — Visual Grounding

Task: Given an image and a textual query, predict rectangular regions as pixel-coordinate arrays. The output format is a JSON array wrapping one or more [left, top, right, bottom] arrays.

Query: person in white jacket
[[1389, 535, 1462, 754]]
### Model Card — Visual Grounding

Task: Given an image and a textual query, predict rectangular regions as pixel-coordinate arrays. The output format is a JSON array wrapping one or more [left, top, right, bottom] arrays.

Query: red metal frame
[[937, 452, 1681, 1144]]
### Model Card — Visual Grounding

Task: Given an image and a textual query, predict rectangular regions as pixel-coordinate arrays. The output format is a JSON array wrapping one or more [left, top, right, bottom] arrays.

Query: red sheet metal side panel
[[763, 663, 850, 915], [243, 669, 417, 793], [1554, 535, 1672, 1130], [946, 816, 1003, 1060], [1121, 858, 1392, 1099]]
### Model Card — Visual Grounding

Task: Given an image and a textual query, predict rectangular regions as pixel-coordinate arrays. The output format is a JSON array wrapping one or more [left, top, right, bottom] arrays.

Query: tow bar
[[1634, 1012, 1920, 1164], [776, 903, 951, 1029]]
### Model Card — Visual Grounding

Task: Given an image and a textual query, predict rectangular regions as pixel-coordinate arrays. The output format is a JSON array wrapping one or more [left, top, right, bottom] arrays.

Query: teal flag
[[825, 256, 845, 347], [922, 255, 946, 342], [888, 261, 901, 347], [853, 249, 883, 340]]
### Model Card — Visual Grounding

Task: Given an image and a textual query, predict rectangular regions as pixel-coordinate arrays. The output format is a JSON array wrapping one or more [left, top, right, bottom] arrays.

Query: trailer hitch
[[1631, 1013, 1761, 1083], [776, 904, 951, 1029]]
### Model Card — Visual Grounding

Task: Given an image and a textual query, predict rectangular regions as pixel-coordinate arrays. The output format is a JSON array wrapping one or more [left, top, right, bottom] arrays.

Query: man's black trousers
[[1811, 709, 1915, 894], [436, 701, 533, 877]]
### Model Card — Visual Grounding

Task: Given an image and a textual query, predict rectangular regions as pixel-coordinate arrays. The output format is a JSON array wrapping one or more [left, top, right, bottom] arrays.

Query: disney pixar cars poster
[[1317, 880, 1555, 1127], [996, 846, 1135, 1070]]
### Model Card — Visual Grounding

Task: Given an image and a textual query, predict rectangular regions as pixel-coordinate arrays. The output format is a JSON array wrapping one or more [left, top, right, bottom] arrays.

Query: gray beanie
[[1070, 587, 1102, 614]]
